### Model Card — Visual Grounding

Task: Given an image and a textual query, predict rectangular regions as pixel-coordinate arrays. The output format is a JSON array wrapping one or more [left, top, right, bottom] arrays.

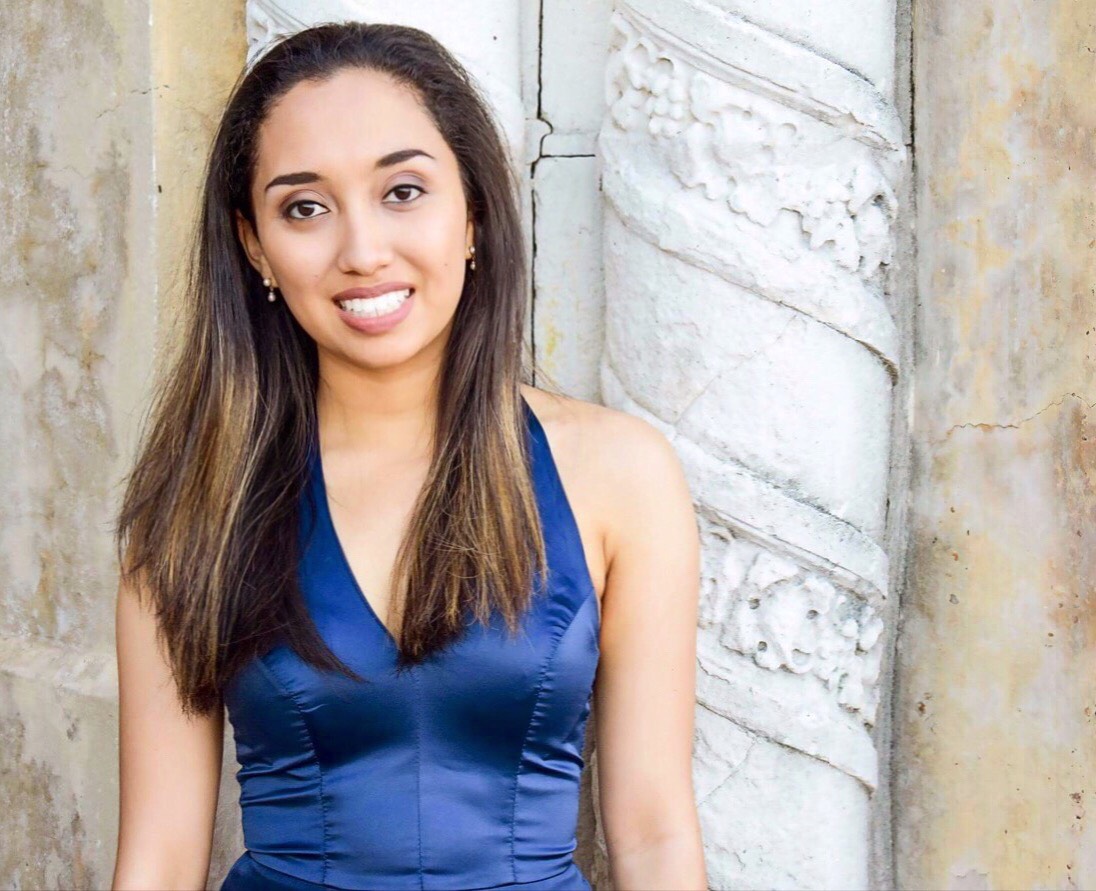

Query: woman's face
[[237, 67, 474, 372]]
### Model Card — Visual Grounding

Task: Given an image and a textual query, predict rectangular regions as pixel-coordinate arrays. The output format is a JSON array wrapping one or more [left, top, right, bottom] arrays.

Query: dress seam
[[463, 860, 577, 891], [413, 670, 425, 891], [256, 655, 331, 885], [507, 595, 593, 884]]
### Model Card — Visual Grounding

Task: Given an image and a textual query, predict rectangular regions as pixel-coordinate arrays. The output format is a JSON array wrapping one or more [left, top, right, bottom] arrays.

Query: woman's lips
[[334, 288, 414, 334], [333, 281, 415, 302]]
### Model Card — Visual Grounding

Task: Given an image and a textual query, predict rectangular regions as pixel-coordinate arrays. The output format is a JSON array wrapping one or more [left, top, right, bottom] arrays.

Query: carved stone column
[[596, 1, 906, 887]]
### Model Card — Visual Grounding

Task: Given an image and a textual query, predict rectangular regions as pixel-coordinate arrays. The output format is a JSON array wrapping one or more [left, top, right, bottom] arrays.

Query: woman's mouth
[[334, 287, 415, 334], [335, 287, 412, 318]]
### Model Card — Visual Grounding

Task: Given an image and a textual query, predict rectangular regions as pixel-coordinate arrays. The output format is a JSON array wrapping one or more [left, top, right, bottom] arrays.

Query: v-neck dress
[[220, 397, 601, 891]]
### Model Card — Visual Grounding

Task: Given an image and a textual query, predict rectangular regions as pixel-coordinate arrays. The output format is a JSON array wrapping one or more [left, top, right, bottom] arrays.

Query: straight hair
[[114, 21, 559, 717]]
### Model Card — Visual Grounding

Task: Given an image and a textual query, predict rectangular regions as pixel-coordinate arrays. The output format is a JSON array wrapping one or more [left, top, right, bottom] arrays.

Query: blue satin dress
[[220, 398, 601, 890]]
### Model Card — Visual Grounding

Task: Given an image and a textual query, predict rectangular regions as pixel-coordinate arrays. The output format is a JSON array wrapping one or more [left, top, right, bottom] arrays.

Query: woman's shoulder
[[518, 384, 687, 522], [519, 384, 678, 473]]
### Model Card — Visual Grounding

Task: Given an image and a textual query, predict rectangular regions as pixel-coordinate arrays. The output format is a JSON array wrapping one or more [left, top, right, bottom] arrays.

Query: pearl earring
[[468, 245, 476, 272], [263, 277, 277, 302]]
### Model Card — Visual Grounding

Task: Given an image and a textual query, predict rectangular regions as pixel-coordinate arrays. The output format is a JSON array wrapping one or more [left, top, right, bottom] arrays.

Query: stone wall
[[0, 2, 246, 887], [894, 1, 1096, 887]]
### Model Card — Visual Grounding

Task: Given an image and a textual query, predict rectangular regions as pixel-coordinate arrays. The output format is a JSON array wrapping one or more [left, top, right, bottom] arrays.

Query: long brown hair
[[114, 22, 556, 717]]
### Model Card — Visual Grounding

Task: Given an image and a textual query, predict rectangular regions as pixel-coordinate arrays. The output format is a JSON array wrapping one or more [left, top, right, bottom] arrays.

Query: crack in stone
[[91, 85, 170, 122], [696, 661, 874, 788], [673, 313, 801, 424], [696, 735, 759, 808], [935, 392, 1096, 443]]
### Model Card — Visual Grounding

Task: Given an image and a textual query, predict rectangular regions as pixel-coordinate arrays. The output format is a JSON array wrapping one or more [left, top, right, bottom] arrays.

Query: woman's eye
[[385, 184, 425, 204], [282, 185, 423, 220], [284, 200, 327, 221]]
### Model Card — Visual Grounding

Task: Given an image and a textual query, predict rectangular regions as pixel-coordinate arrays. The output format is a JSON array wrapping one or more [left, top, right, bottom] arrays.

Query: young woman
[[111, 22, 705, 891]]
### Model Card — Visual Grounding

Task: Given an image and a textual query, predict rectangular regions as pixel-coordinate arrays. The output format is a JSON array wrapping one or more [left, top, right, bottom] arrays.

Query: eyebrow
[[263, 148, 437, 193]]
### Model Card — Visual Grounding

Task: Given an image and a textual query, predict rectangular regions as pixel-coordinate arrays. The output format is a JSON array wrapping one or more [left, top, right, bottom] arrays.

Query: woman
[[111, 21, 705, 891]]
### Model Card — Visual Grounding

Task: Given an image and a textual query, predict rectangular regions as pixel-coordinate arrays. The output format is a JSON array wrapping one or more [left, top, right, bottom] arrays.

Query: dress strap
[[519, 395, 597, 605]]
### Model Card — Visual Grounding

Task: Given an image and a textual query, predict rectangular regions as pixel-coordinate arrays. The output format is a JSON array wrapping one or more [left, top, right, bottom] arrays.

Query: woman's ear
[[235, 210, 266, 275]]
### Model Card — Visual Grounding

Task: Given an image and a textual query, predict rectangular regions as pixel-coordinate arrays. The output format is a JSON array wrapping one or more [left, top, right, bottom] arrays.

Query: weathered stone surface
[[598, 2, 905, 886], [703, 0, 898, 96], [0, 636, 116, 890], [532, 156, 605, 401], [0, 1, 246, 886], [692, 705, 870, 891], [896, 4, 1096, 887], [0, 0, 148, 652], [539, 0, 614, 154]]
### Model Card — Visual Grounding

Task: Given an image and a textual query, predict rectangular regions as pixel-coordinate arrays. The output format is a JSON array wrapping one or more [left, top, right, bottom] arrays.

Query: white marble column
[[596, 1, 906, 887]]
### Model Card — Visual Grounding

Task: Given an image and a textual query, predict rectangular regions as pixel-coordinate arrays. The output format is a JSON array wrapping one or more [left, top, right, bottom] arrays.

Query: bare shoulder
[[519, 385, 671, 461], [520, 384, 682, 480], [518, 386, 692, 568]]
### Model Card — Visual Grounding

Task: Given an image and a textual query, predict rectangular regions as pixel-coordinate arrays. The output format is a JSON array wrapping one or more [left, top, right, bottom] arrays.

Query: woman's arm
[[112, 569, 224, 890], [591, 411, 707, 890]]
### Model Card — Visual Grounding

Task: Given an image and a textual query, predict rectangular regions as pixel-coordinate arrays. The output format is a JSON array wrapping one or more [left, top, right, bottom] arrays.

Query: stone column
[[596, 1, 906, 887]]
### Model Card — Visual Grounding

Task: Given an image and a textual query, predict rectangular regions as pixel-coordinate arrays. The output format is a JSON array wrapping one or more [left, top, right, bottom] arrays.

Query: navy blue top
[[221, 397, 601, 890]]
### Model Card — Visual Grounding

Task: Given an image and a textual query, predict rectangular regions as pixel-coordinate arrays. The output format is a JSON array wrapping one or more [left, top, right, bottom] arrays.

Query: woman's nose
[[336, 204, 394, 275]]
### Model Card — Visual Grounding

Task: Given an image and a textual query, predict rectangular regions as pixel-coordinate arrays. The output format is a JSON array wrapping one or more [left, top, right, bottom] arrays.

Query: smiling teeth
[[337, 288, 411, 318]]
